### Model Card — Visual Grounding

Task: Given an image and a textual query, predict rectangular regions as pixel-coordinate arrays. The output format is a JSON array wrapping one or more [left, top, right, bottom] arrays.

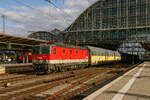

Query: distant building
[[51, 28, 61, 35], [28, 31, 59, 41]]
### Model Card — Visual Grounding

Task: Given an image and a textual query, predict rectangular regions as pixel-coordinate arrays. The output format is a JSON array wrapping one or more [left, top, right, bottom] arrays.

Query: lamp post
[[2, 15, 6, 34]]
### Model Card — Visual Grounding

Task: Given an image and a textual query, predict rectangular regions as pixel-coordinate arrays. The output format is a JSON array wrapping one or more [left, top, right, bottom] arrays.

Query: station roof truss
[[61, 0, 150, 50], [28, 31, 59, 41], [0, 34, 46, 50]]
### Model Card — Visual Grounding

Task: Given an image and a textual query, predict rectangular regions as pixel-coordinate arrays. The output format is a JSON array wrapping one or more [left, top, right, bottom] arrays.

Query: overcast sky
[[0, 0, 97, 37]]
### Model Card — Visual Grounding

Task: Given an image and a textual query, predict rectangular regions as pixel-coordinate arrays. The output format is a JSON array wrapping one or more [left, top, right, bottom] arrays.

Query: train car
[[32, 44, 89, 74], [32, 44, 121, 74], [87, 46, 121, 65], [121, 53, 139, 63]]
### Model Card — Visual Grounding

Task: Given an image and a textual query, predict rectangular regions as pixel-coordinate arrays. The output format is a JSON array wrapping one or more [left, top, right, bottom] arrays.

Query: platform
[[0, 63, 33, 74], [84, 62, 150, 100]]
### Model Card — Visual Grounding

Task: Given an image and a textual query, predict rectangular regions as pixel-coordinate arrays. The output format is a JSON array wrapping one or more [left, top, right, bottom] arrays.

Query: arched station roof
[[62, 0, 150, 50], [28, 31, 59, 41]]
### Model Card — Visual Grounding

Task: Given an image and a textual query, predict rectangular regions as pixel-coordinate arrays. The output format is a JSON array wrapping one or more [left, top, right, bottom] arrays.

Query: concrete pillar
[[26, 52, 29, 63], [7, 41, 12, 50], [22, 52, 25, 63], [23, 55, 25, 63]]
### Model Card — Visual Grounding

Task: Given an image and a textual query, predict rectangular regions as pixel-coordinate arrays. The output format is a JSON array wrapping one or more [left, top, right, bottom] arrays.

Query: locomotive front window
[[33, 46, 40, 54], [41, 46, 49, 54]]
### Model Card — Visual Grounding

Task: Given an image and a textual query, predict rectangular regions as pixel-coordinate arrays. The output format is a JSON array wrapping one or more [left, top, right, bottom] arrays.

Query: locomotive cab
[[32, 45, 52, 74]]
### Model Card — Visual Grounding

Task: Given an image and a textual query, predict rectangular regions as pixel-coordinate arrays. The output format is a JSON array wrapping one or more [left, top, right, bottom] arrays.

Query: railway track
[[0, 68, 89, 87], [0, 63, 140, 100], [44, 70, 104, 100], [0, 68, 98, 100], [0, 73, 16, 76], [0, 75, 37, 86], [15, 68, 106, 100]]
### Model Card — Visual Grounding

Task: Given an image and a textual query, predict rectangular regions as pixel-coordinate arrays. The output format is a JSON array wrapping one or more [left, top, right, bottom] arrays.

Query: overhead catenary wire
[[44, 0, 73, 21], [12, 0, 60, 21], [2, 0, 95, 34], [45, 0, 58, 8], [13, 0, 73, 22], [0, 0, 57, 32], [12, 0, 72, 29], [44, 0, 97, 30], [13, 0, 35, 10], [0, 0, 50, 31], [45, 0, 65, 7]]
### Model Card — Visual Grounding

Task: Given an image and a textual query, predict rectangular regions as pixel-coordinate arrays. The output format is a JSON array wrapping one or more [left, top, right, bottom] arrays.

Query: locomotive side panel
[[49, 46, 89, 73], [49, 46, 89, 64]]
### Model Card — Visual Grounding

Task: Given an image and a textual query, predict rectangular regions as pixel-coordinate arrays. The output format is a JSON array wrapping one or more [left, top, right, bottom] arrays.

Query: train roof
[[87, 46, 120, 56], [39, 43, 88, 50], [87, 46, 119, 52]]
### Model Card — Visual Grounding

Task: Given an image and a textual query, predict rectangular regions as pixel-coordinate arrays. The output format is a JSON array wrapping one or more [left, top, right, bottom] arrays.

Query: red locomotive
[[32, 43, 89, 74]]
